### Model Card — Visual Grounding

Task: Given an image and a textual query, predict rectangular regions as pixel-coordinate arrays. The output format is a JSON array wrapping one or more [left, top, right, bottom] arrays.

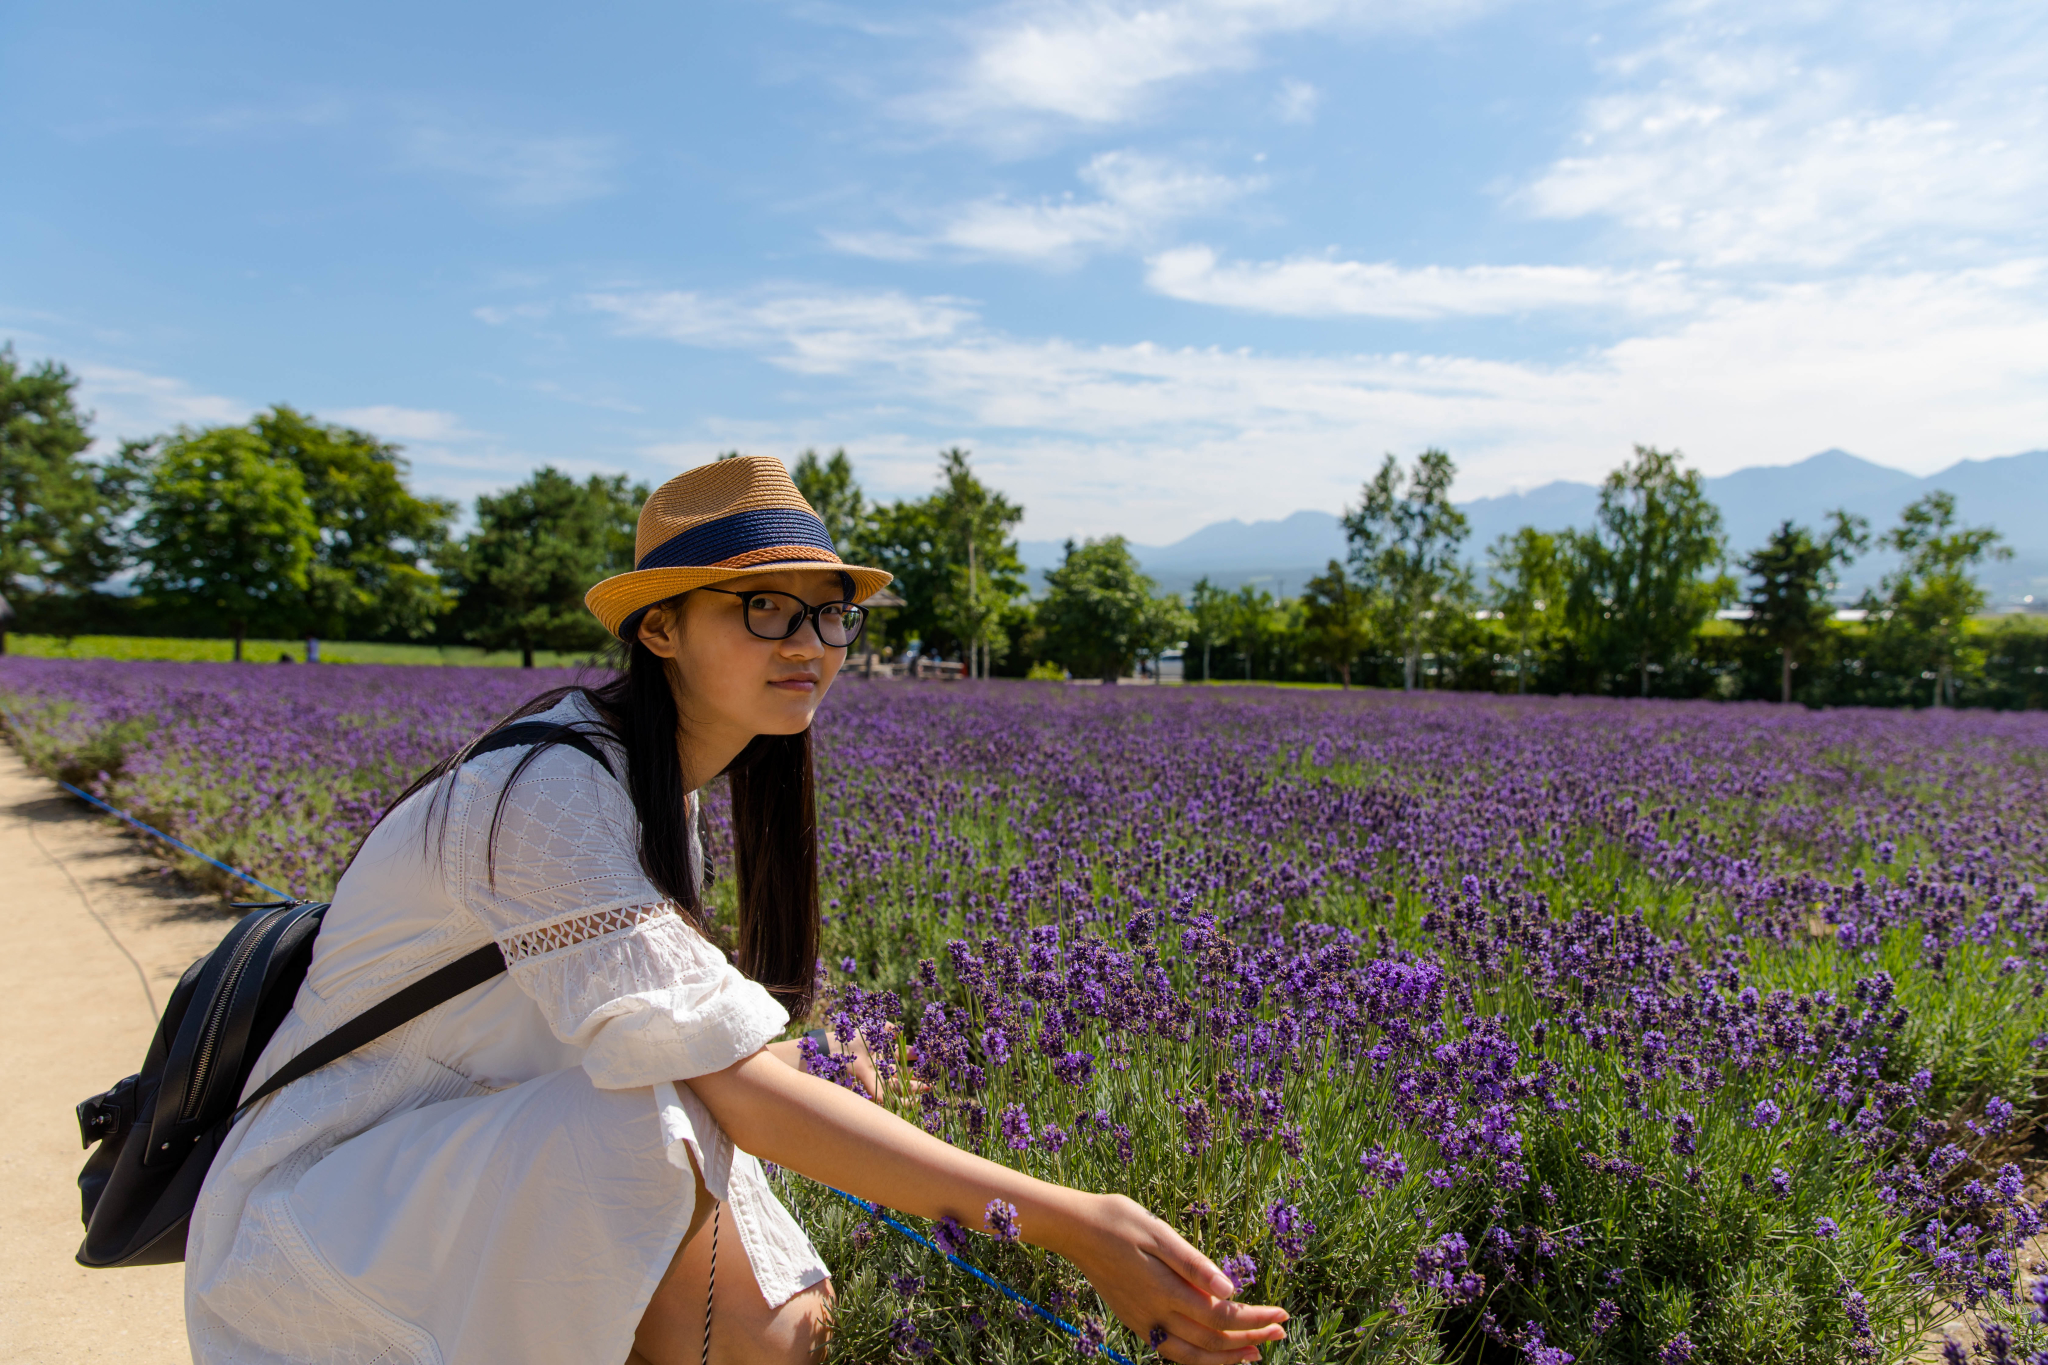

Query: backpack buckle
[[76, 1076, 135, 1149]]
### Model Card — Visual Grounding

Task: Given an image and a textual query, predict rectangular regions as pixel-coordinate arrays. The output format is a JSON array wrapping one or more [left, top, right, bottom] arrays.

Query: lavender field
[[6, 658, 2048, 1364]]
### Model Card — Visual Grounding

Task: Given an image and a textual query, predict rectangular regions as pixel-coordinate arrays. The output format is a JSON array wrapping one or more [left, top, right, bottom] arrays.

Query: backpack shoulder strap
[[468, 720, 617, 778], [235, 720, 618, 1117]]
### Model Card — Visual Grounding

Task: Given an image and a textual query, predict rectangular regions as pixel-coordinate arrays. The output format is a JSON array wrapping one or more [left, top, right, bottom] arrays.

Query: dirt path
[[0, 744, 233, 1364]]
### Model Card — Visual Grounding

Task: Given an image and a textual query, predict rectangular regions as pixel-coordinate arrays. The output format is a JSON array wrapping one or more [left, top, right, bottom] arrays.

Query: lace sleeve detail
[[499, 902, 681, 963], [447, 742, 789, 1088]]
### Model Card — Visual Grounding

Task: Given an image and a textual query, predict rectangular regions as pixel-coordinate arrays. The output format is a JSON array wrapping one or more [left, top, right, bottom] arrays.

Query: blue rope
[[56, 780, 296, 901], [3, 696, 1132, 1360], [0, 691, 294, 900], [820, 1185, 1137, 1364]]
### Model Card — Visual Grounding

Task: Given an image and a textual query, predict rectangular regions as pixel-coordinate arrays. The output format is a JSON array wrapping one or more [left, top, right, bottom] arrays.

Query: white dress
[[186, 693, 830, 1365]]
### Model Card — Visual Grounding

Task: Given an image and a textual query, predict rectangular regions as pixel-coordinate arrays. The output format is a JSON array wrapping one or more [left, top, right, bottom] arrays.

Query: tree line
[[1, 344, 2039, 705]]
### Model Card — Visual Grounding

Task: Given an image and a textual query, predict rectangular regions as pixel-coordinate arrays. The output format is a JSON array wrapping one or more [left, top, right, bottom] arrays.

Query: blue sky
[[4, 0, 2044, 543]]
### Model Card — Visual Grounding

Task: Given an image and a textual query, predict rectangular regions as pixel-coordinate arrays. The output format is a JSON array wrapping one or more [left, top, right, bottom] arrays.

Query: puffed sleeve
[[443, 740, 790, 1089]]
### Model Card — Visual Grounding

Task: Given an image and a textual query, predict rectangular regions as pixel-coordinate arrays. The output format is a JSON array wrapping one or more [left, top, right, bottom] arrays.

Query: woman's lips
[[770, 677, 818, 691]]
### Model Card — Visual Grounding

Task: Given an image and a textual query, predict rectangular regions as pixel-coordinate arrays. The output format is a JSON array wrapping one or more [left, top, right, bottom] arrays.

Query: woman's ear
[[637, 601, 685, 660]]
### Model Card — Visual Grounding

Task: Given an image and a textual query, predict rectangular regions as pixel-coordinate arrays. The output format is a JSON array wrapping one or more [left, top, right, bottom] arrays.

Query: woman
[[187, 457, 1288, 1365]]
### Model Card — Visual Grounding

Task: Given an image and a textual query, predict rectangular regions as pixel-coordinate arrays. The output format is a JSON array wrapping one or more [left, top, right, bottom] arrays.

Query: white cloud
[[1146, 246, 1693, 317], [588, 265, 2048, 540], [1273, 77, 1320, 124], [906, 0, 1495, 136], [73, 364, 249, 443], [584, 287, 975, 374], [829, 151, 1254, 265], [404, 125, 620, 208], [1518, 11, 2048, 268], [328, 406, 479, 442]]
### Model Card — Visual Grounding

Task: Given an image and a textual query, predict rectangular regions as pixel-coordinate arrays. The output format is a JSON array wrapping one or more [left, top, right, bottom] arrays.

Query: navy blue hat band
[[635, 506, 836, 571]]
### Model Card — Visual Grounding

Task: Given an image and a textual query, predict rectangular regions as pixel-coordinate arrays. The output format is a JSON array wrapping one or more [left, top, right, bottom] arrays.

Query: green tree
[[135, 427, 317, 660], [1, 347, 135, 644], [1487, 528, 1567, 694], [1862, 492, 2009, 707], [1567, 446, 1731, 697], [863, 449, 1026, 669], [933, 448, 1024, 680], [1343, 449, 1470, 691], [789, 448, 866, 559], [1037, 536, 1178, 684], [1299, 560, 1373, 687], [441, 467, 642, 667], [252, 406, 457, 641], [1185, 576, 1235, 682], [1225, 584, 1285, 681], [1740, 512, 1868, 704]]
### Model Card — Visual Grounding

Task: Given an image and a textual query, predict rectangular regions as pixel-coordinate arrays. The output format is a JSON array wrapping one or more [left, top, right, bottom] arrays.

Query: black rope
[[700, 1204, 718, 1365]]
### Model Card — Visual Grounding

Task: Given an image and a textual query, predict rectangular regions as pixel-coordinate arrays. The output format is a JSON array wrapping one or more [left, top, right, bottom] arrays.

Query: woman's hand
[[1056, 1194, 1288, 1365], [689, 1053, 1283, 1362]]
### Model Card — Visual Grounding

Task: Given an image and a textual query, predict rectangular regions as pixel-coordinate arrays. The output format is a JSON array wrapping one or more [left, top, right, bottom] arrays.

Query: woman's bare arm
[[685, 1049, 1288, 1365]]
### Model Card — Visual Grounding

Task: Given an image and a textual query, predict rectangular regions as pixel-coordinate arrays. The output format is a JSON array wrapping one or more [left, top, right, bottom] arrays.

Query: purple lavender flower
[[888, 1313, 935, 1358], [1814, 1216, 1840, 1240], [1751, 1099, 1783, 1129], [1073, 1317, 1106, 1357], [931, 1215, 969, 1256], [1591, 1298, 1621, 1334], [984, 1199, 1021, 1242], [999, 1103, 1033, 1151], [1265, 1201, 1314, 1264], [1657, 1332, 1696, 1364], [1217, 1253, 1258, 1293], [1052, 1050, 1095, 1087], [1358, 1145, 1408, 1191], [1040, 1122, 1069, 1155], [1769, 1167, 1792, 1199]]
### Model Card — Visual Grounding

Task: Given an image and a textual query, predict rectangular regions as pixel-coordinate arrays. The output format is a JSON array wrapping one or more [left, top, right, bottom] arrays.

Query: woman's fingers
[[1148, 1218, 1239, 1300], [1163, 1305, 1288, 1354], [1156, 1333, 1266, 1365]]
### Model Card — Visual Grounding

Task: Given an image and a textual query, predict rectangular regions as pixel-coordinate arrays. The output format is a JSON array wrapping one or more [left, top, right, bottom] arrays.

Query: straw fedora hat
[[584, 456, 893, 640]]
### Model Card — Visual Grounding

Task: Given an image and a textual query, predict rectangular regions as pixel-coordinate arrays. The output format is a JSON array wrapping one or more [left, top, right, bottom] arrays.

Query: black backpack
[[73, 722, 612, 1268]]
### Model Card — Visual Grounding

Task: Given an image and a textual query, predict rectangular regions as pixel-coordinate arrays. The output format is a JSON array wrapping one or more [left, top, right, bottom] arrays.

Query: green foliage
[[251, 407, 458, 641], [1486, 528, 1567, 695], [863, 449, 1028, 664], [1301, 561, 1375, 687], [1567, 446, 1733, 697], [134, 426, 317, 656], [1343, 450, 1471, 691], [1740, 513, 1867, 704], [1184, 576, 1238, 682], [1036, 536, 1182, 683], [1861, 493, 2011, 707], [439, 466, 641, 666], [0, 345, 136, 605], [790, 447, 867, 558]]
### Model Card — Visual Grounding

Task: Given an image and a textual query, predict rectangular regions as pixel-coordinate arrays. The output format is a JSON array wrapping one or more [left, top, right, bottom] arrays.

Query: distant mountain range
[[1015, 449, 2048, 606]]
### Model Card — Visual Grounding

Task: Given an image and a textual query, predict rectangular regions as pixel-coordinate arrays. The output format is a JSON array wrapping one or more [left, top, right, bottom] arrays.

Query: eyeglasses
[[700, 587, 869, 648]]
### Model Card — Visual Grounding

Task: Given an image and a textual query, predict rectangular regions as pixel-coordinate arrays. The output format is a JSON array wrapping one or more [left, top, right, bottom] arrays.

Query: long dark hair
[[362, 601, 822, 1020]]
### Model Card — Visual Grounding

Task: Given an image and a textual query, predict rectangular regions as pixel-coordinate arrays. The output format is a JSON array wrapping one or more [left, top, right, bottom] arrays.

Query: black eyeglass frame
[[699, 585, 870, 648]]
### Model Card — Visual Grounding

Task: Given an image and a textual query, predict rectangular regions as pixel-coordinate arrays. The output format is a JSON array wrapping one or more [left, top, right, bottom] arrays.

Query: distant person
[[188, 458, 1284, 1365]]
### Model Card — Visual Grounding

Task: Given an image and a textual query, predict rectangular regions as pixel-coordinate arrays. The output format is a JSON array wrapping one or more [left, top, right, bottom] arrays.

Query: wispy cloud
[[827, 151, 1256, 265], [73, 364, 249, 443], [585, 287, 976, 374], [329, 406, 479, 442], [585, 265, 2048, 539], [1272, 77, 1320, 124], [901, 0, 1497, 139], [1517, 8, 2048, 268], [403, 125, 621, 208], [1146, 246, 1693, 318]]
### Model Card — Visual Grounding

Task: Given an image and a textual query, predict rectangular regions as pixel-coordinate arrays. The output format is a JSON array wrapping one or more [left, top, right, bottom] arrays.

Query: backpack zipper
[[177, 904, 294, 1125]]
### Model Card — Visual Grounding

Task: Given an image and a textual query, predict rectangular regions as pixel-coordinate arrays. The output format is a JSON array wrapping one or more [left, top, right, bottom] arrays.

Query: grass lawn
[[0, 634, 603, 668]]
